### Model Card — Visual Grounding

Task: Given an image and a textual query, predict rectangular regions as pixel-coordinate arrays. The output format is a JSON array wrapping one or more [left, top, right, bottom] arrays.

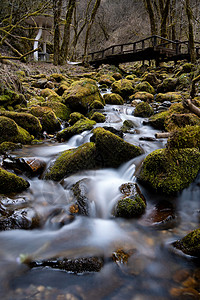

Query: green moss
[[134, 81, 155, 94], [90, 112, 106, 123], [98, 74, 115, 86], [90, 100, 104, 110], [40, 88, 58, 98], [43, 101, 71, 121], [0, 111, 42, 136], [148, 111, 169, 130], [125, 74, 137, 80], [91, 127, 143, 168], [49, 73, 68, 82], [165, 113, 200, 131], [30, 106, 61, 133], [173, 229, 200, 257], [167, 125, 200, 149], [134, 101, 154, 117], [155, 92, 182, 103], [177, 74, 191, 90], [69, 112, 86, 125], [138, 148, 200, 194], [103, 93, 124, 105], [0, 142, 22, 154], [111, 79, 134, 98], [0, 116, 33, 144], [131, 91, 154, 102], [62, 79, 103, 114], [0, 167, 30, 194], [57, 118, 96, 141], [115, 196, 146, 218], [157, 77, 177, 93], [45, 142, 97, 181]]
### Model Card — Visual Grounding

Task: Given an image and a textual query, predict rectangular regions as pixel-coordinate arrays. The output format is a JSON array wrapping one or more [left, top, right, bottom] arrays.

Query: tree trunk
[[53, 0, 62, 65], [83, 0, 101, 61], [185, 0, 196, 63], [59, 0, 76, 65], [144, 0, 157, 36], [160, 0, 170, 38], [182, 99, 200, 117]]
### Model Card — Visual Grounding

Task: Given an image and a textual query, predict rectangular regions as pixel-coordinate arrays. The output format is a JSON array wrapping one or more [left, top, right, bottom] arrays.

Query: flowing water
[[0, 104, 200, 300]]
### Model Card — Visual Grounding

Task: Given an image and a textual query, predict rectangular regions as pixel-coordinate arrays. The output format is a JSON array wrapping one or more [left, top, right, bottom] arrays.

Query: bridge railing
[[87, 35, 200, 62]]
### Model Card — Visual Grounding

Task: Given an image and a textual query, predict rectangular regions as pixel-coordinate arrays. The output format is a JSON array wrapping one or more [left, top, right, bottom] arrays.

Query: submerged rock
[[114, 183, 146, 218], [173, 229, 200, 257], [0, 167, 30, 194], [138, 148, 200, 194], [72, 178, 93, 216]]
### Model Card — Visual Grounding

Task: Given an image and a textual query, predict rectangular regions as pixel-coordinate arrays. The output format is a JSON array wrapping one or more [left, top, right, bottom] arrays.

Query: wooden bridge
[[87, 35, 200, 67]]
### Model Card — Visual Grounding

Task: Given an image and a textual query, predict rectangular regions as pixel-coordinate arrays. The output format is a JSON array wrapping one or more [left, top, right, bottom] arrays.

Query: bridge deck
[[87, 35, 200, 66]]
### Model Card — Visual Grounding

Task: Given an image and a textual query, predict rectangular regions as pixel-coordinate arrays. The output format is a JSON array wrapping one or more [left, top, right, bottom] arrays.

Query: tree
[[185, 0, 196, 63]]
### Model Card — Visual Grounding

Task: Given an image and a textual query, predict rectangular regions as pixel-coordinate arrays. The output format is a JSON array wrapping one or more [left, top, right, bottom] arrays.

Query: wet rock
[[0, 167, 30, 194], [155, 92, 182, 103], [134, 101, 154, 118], [114, 183, 146, 218], [172, 229, 200, 257], [121, 119, 136, 133], [0, 142, 22, 155], [148, 111, 168, 130], [138, 148, 200, 194], [0, 116, 33, 144], [43, 101, 71, 121], [68, 112, 86, 125], [130, 91, 154, 102], [32, 78, 48, 89], [91, 127, 143, 168], [141, 72, 161, 87], [57, 118, 96, 142], [157, 77, 178, 93], [62, 79, 104, 114], [112, 248, 135, 266], [139, 136, 156, 141], [90, 112, 106, 123], [98, 74, 115, 86], [165, 113, 200, 131], [29, 257, 104, 274], [103, 93, 124, 105], [170, 287, 200, 299], [72, 178, 92, 216], [139, 200, 177, 230], [0, 91, 26, 109], [102, 126, 123, 138], [45, 142, 97, 181]]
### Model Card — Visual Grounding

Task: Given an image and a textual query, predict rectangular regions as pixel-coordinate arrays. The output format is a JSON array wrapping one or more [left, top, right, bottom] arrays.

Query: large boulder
[[103, 93, 124, 105], [138, 148, 200, 194], [111, 79, 134, 98], [0, 167, 30, 194], [134, 101, 154, 118], [0, 116, 33, 144], [91, 127, 143, 168], [44, 142, 97, 181], [134, 81, 155, 94], [167, 125, 200, 150], [30, 106, 61, 134], [62, 79, 104, 114], [0, 111, 42, 136]]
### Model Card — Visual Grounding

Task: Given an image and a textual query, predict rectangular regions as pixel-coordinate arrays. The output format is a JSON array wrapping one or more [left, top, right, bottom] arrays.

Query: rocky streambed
[[0, 60, 200, 299]]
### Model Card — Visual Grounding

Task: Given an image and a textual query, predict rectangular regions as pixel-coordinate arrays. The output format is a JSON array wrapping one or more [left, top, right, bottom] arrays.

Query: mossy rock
[[131, 91, 154, 102], [27, 96, 45, 107], [125, 74, 137, 80], [40, 88, 58, 98], [98, 74, 115, 86], [0, 91, 26, 109], [62, 79, 104, 114], [138, 148, 200, 194], [155, 92, 182, 103], [134, 81, 155, 94], [57, 118, 96, 141], [120, 119, 136, 133], [177, 74, 191, 90], [49, 73, 68, 83], [167, 125, 200, 149], [114, 183, 146, 218], [141, 72, 161, 87], [0, 142, 22, 154], [0, 167, 30, 194], [165, 113, 200, 131], [42, 101, 71, 121], [173, 229, 200, 257], [0, 116, 33, 144], [90, 100, 104, 110], [180, 63, 195, 74], [90, 112, 106, 123], [56, 81, 71, 96], [69, 112, 86, 125], [45, 142, 97, 181], [148, 111, 169, 130], [157, 77, 177, 93], [111, 79, 134, 98], [30, 106, 61, 134], [134, 101, 154, 118], [91, 127, 143, 168], [103, 93, 124, 105], [0, 111, 42, 136]]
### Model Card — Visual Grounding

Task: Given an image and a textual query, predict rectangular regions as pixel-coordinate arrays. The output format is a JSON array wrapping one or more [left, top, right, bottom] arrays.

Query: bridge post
[[120, 45, 123, 54], [142, 40, 145, 50], [175, 40, 180, 55], [153, 36, 157, 47], [133, 43, 136, 53]]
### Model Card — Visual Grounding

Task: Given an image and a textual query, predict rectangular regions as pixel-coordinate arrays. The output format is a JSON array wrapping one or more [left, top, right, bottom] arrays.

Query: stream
[[0, 103, 200, 300]]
